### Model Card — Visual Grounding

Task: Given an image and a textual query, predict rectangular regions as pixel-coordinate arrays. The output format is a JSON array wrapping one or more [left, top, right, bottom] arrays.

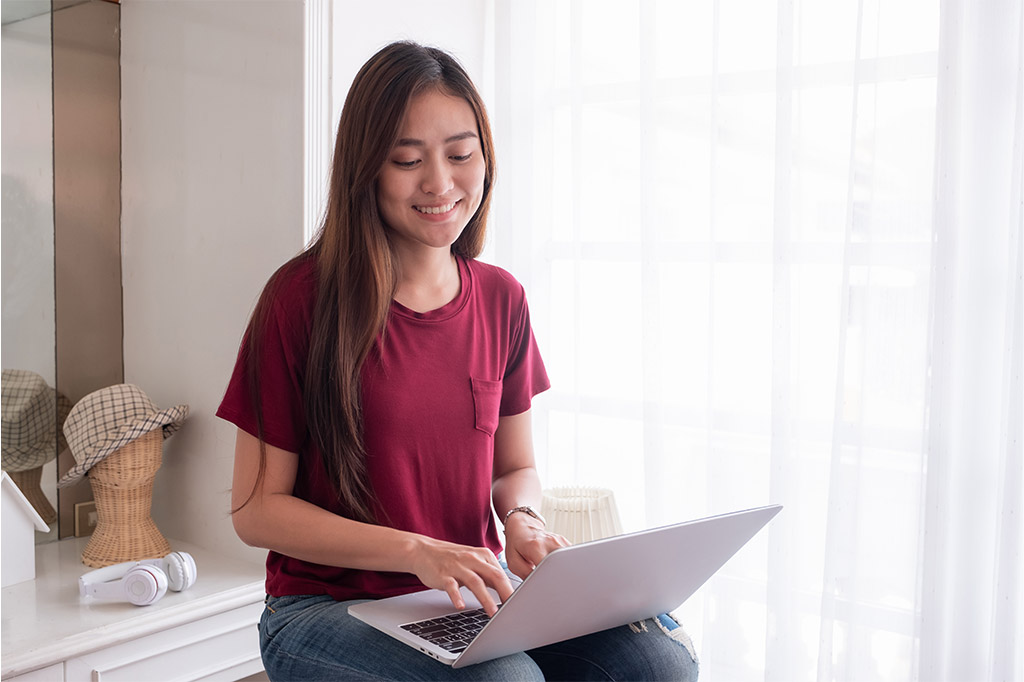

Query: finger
[[518, 540, 551, 568], [490, 566, 515, 604], [548, 535, 571, 553], [442, 578, 466, 611], [506, 549, 536, 581], [552, 532, 571, 548], [515, 532, 569, 571], [484, 549, 505, 569], [472, 550, 515, 602], [462, 573, 500, 617]]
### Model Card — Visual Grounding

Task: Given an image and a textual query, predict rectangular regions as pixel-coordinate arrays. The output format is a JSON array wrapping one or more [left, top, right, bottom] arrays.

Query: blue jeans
[[259, 594, 699, 681]]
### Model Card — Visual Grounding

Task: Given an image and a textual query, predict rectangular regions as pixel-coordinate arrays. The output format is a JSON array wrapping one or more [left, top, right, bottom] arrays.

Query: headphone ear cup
[[121, 565, 168, 606], [163, 551, 197, 592]]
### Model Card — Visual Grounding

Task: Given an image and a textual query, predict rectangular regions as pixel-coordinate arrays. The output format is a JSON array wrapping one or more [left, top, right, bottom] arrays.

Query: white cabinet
[[3, 663, 63, 682], [63, 604, 263, 682], [2, 537, 266, 682]]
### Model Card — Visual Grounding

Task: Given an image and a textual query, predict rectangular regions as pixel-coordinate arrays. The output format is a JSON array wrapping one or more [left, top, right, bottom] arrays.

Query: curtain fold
[[919, 1, 1024, 680], [490, 0, 1022, 679]]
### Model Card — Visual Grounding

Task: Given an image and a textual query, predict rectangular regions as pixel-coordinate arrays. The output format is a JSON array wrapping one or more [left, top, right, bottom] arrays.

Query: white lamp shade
[[541, 486, 623, 545]]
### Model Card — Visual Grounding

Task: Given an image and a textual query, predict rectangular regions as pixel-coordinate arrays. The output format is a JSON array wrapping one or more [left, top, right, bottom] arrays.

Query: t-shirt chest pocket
[[470, 377, 503, 436]]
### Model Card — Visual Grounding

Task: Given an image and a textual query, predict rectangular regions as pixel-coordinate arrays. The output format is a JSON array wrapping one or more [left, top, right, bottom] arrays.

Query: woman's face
[[376, 89, 486, 257]]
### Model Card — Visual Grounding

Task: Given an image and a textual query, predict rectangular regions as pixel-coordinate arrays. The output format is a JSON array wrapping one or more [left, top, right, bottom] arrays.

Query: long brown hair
[[237, 42, 497, 523]]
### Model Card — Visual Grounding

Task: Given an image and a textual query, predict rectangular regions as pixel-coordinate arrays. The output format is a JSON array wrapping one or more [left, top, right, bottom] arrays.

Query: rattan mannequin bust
[[81, 429, 171, 567], [57, 384, 189, 568]]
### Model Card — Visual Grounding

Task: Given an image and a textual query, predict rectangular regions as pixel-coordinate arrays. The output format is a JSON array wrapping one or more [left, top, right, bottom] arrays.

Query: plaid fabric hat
[[2, 369, 70, 472], [57, 384, 189, 488]]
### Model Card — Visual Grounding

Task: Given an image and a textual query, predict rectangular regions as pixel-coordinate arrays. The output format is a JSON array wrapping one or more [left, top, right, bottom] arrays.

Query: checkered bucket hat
[[57, 384, 189, 488], [2, 369, 71, 472]]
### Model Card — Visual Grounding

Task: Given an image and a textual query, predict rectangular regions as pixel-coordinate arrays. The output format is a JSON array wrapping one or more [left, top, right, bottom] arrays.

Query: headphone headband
[[79, 561, 137, 593]]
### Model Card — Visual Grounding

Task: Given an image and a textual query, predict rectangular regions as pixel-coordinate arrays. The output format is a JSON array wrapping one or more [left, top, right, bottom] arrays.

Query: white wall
[[120, 0, 305, 562], [118, 0, 490, 561], [330, 0, 489, 117]]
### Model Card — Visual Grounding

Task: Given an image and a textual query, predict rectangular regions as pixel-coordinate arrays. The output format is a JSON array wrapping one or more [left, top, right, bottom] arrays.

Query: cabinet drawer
[[64, 602, 264, 682]]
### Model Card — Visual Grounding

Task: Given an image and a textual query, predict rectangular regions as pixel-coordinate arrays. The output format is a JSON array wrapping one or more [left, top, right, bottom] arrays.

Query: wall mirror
[[2, 0, 123, 544], [2, 0, 59, 543]]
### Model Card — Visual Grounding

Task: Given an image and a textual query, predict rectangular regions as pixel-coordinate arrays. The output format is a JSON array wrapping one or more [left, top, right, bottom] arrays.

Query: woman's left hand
[[503, 513, 570, 580]]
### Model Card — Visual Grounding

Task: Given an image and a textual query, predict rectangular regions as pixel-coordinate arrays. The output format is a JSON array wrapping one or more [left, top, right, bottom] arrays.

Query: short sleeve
[[216, 262, 314, 453], [499, 290, 550, 417]]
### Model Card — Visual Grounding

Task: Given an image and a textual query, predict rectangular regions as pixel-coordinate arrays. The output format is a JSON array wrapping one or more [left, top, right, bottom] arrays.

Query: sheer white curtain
[[488, 1, 1023, 680]]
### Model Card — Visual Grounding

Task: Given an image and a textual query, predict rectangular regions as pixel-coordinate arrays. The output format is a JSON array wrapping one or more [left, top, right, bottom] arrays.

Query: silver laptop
[[349, 504, 782, 668]]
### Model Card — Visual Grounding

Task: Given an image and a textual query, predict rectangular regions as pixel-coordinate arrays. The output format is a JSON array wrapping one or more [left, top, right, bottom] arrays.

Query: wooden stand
[[81, 430, 171, 567]]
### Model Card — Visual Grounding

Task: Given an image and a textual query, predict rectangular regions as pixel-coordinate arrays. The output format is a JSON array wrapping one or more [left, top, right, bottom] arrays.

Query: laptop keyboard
[[400, 606, 497, 654]]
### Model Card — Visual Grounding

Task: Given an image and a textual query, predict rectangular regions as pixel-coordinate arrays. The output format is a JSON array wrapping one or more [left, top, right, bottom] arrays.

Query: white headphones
[[78, 551, 197, 606]]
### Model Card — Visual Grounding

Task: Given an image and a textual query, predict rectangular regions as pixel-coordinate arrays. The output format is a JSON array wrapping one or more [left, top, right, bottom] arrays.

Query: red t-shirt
[[217, 254, 550, 601]]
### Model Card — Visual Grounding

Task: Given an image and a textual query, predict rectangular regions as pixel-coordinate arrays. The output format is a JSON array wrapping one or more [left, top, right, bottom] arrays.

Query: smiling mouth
[[414, 200, 458, 215]]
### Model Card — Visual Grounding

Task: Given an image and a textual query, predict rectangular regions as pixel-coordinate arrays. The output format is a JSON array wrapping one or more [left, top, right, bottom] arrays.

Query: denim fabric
[[527, 614, 698, 682], [259, 594, 699, 681]]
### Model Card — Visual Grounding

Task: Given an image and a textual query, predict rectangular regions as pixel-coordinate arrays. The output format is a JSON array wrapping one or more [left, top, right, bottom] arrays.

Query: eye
[[392, 159, 420, 168], [450, 153, 473, 163]]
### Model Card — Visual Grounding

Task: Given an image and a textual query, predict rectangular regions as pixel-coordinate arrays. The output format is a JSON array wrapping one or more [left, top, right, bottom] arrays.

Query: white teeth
[[415, 201, 457, 215]]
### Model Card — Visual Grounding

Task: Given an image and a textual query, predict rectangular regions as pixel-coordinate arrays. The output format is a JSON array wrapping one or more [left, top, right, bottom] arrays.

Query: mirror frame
[[53, 0, 124, 539]]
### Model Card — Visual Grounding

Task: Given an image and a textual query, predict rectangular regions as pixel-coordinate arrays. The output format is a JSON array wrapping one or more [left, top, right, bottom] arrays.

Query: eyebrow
[[395, 131, 478, 147]]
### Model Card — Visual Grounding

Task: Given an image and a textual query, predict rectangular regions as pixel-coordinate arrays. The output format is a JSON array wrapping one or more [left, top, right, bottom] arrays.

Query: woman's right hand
[[408, 536, 514, 616]]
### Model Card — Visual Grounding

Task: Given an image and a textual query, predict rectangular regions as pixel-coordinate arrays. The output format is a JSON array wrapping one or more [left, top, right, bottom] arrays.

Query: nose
[[420, 156, 454, 196]]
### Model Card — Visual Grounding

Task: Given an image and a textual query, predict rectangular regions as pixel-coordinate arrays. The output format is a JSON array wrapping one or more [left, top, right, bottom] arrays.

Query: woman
[[219, 41, 698, 681]]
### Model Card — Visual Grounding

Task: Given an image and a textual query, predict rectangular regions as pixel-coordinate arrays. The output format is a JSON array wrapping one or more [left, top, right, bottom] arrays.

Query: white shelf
[[1, 537, 266, 680]]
